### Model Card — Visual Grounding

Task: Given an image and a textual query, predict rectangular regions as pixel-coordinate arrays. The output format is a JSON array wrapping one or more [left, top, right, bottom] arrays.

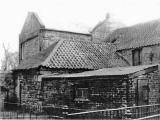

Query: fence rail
[[1, 101, 160, 119], [66, 104, 160, 119], [133, 114, 160, 120], [0, 101, 84, 119]]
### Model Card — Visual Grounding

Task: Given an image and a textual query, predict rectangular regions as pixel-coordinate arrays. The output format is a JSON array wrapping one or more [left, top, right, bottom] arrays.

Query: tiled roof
[[106, 19, 160, 50], [40, 64, 158, 78], [16, 40, 116, 70]]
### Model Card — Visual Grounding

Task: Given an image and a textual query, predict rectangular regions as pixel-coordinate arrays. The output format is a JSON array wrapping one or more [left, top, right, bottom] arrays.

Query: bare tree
[[1, 43, 18, 71], [0, 44, 18, 104]]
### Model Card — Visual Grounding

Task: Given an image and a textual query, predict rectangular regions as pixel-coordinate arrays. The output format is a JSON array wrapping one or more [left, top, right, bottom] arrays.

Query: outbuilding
[[37, 64, 160, 110]]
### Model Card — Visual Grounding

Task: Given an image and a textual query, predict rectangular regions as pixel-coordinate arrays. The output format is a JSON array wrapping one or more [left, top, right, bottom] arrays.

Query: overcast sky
[[1, 0, 160, 66]]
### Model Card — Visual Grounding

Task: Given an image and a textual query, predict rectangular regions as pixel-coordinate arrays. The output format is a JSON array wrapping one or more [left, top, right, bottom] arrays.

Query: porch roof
[[40, 64, 158, 79]]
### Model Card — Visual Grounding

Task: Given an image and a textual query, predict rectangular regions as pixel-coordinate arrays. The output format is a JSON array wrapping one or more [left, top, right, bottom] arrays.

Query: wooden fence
[[1, 102, 160, 119], [66, 104, 160, 119], [0, 101, 84, 119]]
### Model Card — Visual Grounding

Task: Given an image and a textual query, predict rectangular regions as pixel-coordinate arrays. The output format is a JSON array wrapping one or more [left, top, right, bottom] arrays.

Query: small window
[[76, 88, 88, 99], [21, 44, 24, 60]]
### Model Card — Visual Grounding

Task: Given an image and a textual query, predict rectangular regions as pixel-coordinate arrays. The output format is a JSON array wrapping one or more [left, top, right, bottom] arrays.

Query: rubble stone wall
[[40, 30, 91, 50], [117, 45, 160, 66], [21, 36, 40, 60]]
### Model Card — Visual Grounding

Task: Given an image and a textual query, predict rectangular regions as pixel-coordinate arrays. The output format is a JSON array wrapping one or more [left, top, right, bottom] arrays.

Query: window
[[21, 44, 25, 60], [132, 49, 142, 66], [76, 88, 88, 99]]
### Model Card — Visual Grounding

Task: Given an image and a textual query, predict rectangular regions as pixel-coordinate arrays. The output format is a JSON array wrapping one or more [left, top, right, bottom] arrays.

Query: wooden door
[[137, 80, 149, 105]]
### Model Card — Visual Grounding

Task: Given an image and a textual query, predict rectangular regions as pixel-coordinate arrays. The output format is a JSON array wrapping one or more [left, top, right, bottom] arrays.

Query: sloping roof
[[91, 14, 124, 33], [91, 21, 104, 33], [16, 41, 58, 70], [16, 40, 115, 70], [106, 19, 160, 50], [41, 64, 158, 78]]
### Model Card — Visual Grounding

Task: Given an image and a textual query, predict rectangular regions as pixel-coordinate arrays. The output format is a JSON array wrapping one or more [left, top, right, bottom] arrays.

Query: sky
[[1, 0, 160, 67]]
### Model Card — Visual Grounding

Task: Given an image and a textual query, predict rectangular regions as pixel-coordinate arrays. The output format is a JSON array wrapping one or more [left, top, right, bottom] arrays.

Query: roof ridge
[[66, 39, 112, 45], [41, 28, 91, 36], [106, 18, 160, 50], [41, 40, 64, 66], [116, 18, 160, 31]]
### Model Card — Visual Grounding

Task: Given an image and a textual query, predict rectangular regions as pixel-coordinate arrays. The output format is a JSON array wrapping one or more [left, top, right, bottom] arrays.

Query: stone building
[[13, 12, 160, 111], [14, 12, 126, 107], [19, 12, 92, 62], [106, 19, 160, 66], [36, 64, 160, 109], [91, 13, 124, 42]]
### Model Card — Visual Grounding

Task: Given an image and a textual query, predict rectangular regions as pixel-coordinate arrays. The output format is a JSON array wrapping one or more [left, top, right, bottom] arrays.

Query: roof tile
[[16, 40, 117, 70], [106, 19, 160, 50]]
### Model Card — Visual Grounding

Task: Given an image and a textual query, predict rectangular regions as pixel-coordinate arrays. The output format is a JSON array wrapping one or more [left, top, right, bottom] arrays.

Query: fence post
[[124, 108, 132, 119], [62, 105, 69, 119]]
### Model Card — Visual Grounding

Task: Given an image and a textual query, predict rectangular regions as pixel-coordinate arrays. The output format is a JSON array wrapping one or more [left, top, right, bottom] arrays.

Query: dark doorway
[[132, 49, 142, 66], [137, 79, 149, 105]]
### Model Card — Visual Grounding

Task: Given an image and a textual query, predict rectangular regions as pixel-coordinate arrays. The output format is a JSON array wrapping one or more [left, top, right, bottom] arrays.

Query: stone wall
[[19, 29, 91, 62], [148, 70, 160, 104], [117, 45, 160, 66], [91, 15, 124, 43], [18, 68, 88, 107], [127, 77, 136, 106], [16, 71, 42, 106], [129, 69, 160, 106], [87, 78, 133, 109], [91, 21, 113, 43], [40, 77, 135, 109], [91, 23, 109, 42], [142, 45, 160, 65], [18, 68, 160, 109], [21, 36, 40, 60], [19, 12, 45, 43], [19, 73, 132, 109], [39, 29, 91, 50], [21, 79, 41, 106], [42, 79, 73, 107]]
